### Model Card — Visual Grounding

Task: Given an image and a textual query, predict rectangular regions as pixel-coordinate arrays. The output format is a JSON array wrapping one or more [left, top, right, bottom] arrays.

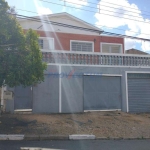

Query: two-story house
[[5, 12, 150, 114]]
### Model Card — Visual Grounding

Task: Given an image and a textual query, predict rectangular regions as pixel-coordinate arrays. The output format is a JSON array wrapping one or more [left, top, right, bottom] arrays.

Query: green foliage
[[0, 0, 47, 87]]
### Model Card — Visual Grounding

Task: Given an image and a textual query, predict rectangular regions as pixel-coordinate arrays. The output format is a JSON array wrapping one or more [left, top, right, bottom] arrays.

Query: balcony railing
[[42, 50, 150, 67]]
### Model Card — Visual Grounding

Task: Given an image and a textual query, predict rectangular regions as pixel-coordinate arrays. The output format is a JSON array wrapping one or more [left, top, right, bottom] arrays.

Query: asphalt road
[[0, 140, 150, 150]]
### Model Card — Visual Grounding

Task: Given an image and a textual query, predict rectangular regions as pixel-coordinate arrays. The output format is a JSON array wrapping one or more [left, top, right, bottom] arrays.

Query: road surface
[[0, 140, 150, 150]]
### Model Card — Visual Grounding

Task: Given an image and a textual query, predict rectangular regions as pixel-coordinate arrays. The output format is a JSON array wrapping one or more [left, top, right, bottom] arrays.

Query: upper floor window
[[38, 37, 54, 50], [38, 39, 43, 49], [101, 43, 122, 53], [71, 40, 94, 52]]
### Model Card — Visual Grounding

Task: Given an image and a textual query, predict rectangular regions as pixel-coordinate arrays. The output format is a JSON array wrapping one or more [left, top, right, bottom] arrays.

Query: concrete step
[[14, 109, 32, 114]]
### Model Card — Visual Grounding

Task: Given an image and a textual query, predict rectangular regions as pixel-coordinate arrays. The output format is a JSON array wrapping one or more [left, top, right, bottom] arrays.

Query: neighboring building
[[4, 13, 150, 114], [126, 48, 148, 55]]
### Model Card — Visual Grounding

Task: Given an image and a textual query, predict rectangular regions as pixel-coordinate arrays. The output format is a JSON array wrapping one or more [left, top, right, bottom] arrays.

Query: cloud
[[95, 0, 150, 51], [125, 39, 136, 50], [141, 41, 150, 52], [64, 0, 88, 8], [33, 0, 53, 15], [37, 6, 52, 15]]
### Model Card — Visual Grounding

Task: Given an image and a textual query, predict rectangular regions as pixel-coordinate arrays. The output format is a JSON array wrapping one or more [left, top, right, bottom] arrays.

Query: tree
[[0, 0, 47, 87]]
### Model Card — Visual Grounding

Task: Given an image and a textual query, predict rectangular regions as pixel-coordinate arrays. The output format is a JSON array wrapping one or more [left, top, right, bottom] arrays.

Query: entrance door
[[14, 86, 32, 110], [84, 76, 121, 110]]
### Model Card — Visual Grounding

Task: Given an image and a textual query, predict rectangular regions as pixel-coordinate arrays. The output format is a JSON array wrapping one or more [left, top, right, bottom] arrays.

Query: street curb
[[96, 137, 123, 140], [0, 134, 24, 140], [24, 135, 69, 141], [69, 135, 95, 140], [0, 134, 150, 140], [95, 137, 150, 140], [24, 135, 40, 141]]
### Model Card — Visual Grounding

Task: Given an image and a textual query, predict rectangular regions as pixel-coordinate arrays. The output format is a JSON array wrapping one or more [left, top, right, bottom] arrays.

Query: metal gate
[[84, 75, 121, 110], [128, 73, 150, 113], [14, 86, 32, 110]]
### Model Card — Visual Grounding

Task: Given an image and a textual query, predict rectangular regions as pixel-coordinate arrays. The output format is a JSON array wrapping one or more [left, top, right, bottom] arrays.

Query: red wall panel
[[25, 30, 124, 53]]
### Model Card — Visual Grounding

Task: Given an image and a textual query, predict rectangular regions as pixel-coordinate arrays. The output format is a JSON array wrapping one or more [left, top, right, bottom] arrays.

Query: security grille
[[71, 41, 93, 52], [38, 38, 54, 50], [102, 43, 121, 53], [38, 39, 43, 49]]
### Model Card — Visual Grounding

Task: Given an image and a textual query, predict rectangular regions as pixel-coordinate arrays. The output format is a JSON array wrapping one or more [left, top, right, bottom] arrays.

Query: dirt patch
[[0, 111, 150, 138]]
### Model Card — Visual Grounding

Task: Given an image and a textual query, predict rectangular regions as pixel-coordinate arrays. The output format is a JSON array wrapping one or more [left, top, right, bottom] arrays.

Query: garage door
[[84, 76, 121, 110], [128, 73, 150, 113]]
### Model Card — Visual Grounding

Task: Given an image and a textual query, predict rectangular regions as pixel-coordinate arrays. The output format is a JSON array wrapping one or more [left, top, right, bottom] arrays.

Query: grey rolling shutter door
[[128, 75, 150, 113], [84, 76, 121, 110], [71, 42, 93, 52]]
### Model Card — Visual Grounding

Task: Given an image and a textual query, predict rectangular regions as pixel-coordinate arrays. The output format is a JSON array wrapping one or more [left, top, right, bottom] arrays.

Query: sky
[[5, 0, 150, 52]]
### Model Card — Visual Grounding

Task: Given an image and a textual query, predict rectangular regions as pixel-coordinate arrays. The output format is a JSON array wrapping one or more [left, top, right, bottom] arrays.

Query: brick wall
[[25, 30, 124, 53]]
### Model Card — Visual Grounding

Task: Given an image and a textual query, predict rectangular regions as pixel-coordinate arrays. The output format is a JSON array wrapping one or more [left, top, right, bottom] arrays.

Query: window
[[71, 40, 94, 52], [101, 43, 122, 53], [38, 39, 43, 49], [38, 38, 54, 50]]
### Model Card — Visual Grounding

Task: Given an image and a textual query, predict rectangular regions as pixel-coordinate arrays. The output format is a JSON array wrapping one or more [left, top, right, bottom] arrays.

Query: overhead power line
[[17, 14, 102, 34], [17, 8, 150, 37], [61, 0, 150, 19], [59, 0, 150, 18], [16, 14, 150, 42], [65, 0, 150, 15], [37, 0, 150, 25], [97, 0, 150, 14]]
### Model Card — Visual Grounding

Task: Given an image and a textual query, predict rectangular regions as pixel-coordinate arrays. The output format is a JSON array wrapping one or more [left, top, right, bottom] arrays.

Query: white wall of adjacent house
[[18, 15, 100, 35], [0, 86, 4, 111]]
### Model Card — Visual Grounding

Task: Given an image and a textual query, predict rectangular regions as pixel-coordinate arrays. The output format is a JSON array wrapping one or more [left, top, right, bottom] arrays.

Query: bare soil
[[0, 111, 150, 138]]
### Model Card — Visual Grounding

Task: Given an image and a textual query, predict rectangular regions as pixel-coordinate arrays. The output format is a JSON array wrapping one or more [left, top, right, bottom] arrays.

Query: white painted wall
[[18, 15, 100, 35]]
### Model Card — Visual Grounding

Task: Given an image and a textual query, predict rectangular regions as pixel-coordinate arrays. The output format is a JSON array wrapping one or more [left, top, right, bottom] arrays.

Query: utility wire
[[97, 0, 150, 14], [17, 14, 102, 33], [62, 0, 150, 20], [17, 8, 150, 37], [64, 0, 150, 15], [37, 0, 150, 25], [16, 14, 150, 42], [59, 0, 150, 18], [2, 13, 150, 47]]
